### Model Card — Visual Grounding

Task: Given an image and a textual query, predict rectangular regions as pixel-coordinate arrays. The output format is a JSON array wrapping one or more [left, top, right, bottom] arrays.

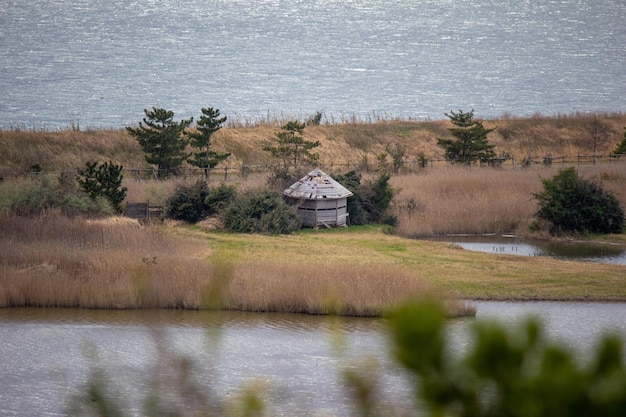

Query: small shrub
[[205, 183, 237, 214], [333, 171, 368, 225], [533, 167, 625, 234], [266, 167, 302, 193], [165, 180, 211, 223], [360, 173, 395, 224], [614, 127, 626, 155], [333, 171, 395, 225], [222, 189, 301, 234], [8, 174, 113, 217]]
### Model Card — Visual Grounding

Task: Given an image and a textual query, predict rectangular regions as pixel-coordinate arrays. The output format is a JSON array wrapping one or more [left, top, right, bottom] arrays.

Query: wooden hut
[[283, 168, 353, 228]]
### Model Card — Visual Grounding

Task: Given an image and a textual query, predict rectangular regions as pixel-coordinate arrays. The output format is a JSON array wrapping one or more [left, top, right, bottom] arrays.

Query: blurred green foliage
[[389, 299, 626, 417]]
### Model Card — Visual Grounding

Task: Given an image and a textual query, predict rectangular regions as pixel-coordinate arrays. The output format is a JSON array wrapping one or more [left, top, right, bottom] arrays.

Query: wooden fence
[[124, 202, 163, 221], [2, 153, 624, 182], [123, 154, 625, 181]]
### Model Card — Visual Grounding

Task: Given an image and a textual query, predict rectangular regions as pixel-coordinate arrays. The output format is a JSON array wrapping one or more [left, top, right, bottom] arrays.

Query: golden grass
[[390, 163, 626, 237], [1, 214, 624, 317], [227, 261, 431, 316], [0, 129, 142, 174], [2, 113, 625, 177], [0, 213, 462, 316], [0, 214, 211, 309]]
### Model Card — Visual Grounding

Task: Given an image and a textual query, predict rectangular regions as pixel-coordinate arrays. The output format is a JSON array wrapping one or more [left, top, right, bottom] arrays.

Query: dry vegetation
[[1, 112, 624, 175], [3, 112, 623, 236], [0, 213, 467, 316], [1, 113, 625, 314], [1, 213, 624, 316], [0, 213, 211, 309], [390, 163, 626, 237]]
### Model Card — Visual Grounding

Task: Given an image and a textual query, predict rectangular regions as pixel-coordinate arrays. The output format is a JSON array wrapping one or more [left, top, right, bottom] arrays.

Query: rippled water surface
[[1, 302, 625, 416], [1, 0, 625, 129]]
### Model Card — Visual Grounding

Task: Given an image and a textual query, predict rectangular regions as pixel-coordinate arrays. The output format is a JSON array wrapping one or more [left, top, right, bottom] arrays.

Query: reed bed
[[391, 163, 626, 237], [1, 213, 473, 316], [1, 213, 624, 314], [228, 261, 433, 317], [0, 213, 211, 309]]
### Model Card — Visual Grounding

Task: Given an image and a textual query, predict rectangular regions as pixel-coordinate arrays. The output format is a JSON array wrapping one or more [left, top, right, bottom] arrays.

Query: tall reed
[[228, 260, 432, 316], [0, 213, 461, 316], [390, 163, 626, 237], [0, 213, 211, 309]]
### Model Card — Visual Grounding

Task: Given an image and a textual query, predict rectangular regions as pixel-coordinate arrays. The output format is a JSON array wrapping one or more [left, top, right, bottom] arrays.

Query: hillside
[[1, 112, 624, 176]]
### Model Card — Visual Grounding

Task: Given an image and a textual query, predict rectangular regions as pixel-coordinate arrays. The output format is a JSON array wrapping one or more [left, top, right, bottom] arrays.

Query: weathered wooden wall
[[298, 198, 349, 228]]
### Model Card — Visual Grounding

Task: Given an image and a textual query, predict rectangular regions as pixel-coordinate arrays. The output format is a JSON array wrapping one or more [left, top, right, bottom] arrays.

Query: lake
[[1, 0, 625, 130], [1, 302, 625, 416]]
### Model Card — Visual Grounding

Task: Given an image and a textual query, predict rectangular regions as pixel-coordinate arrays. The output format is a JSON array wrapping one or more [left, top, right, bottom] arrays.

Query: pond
[[1, 302, 625, 416], [427, 235, 626, 265]]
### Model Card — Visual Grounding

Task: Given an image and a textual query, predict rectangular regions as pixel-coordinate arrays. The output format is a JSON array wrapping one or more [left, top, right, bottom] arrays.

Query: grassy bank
[[1, 112, 625, 175], [1, 214, 624, 317]]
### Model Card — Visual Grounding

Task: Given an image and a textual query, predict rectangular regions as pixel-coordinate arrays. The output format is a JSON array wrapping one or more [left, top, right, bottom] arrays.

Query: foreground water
[[1, 0, 625, 130], [1, 302, 625, 416]]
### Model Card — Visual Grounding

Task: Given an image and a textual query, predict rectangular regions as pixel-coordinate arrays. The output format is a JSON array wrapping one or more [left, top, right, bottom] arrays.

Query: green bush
[[165, 181, 238, 223], [165, 180, 211, 223], [613, 127, 626, 155], [333, 171, 396, 226], [205, 182, 238, 213], [5, 174, 113, 217], [533, 167, 624, 234], [76, 161, 127, 214], [222, 189, 301, 234], [360, 173, 396, 225]]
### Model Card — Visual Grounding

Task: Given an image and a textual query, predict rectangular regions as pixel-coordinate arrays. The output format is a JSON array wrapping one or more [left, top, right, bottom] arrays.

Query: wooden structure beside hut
[[283, 168, 353, 228]]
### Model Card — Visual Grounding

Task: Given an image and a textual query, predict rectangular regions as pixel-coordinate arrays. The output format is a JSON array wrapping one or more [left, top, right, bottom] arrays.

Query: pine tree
[[533, 167, 624, 234], [437, 109, 496, 166], [263, 121, 320, 172], [126, 107, 192, 179], [76, 160, 127, 214], [186, 107, 230, 178]]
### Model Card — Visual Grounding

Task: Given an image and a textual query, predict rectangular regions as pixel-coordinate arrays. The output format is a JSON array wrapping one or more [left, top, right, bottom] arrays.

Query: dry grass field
[[1, 112, 624, 174], [2, 112, 624, 234], [1, 213, 624, 316], [0, 213, 461, 316], [1, 113, 625, 314], [390, 163, 626, 237]]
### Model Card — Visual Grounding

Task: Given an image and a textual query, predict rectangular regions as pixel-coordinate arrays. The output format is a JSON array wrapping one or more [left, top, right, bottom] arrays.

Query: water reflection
[[427, 235, 626, 265], [1, 303, 625, 416]]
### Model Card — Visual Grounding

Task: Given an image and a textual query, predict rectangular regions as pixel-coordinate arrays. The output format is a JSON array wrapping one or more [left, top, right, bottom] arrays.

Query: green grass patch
[[196, 227, 626, 302]]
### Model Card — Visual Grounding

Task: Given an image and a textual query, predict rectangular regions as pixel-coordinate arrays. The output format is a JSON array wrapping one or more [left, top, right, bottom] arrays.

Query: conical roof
[[283, 168, 353, 200]]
